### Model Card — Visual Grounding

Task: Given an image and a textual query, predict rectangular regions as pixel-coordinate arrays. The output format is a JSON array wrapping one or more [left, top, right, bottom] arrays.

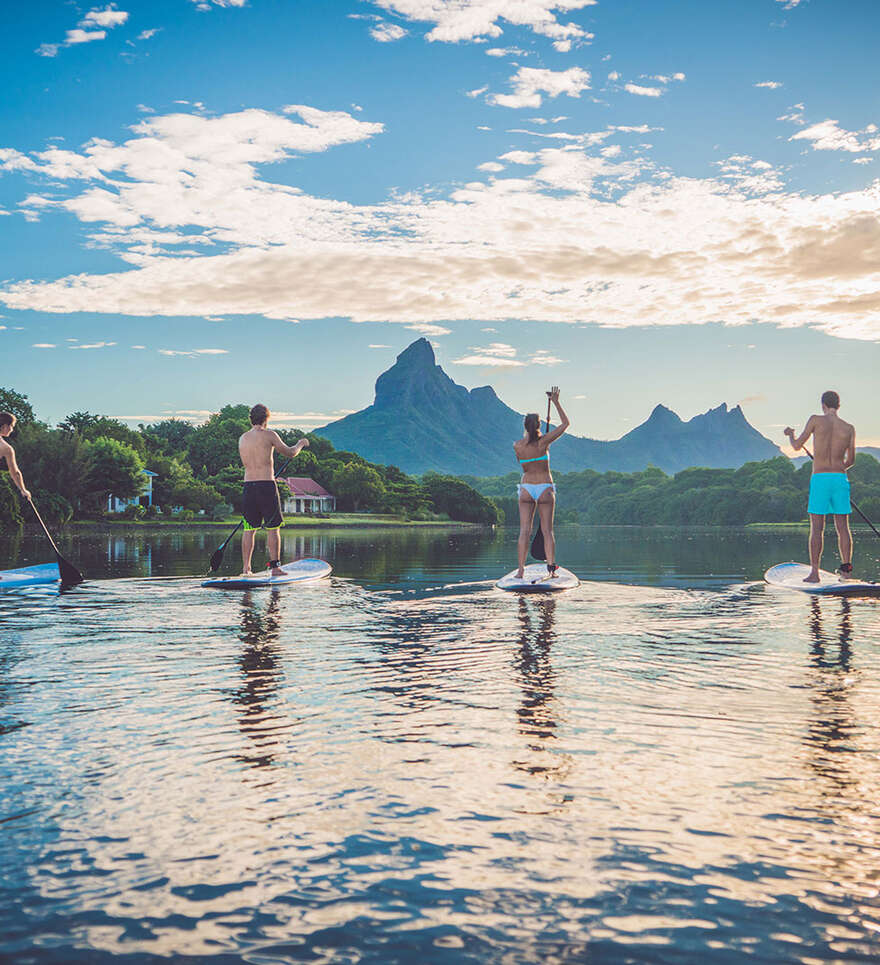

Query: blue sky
[[1, 0, 879, 446]]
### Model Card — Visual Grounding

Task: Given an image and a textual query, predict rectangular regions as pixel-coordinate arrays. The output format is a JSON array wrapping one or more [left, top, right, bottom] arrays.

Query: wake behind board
[[496, 564, 579, 593], [0, 563, 60, 590], [764, 562, 880, 596], [202, 557, 331, 590]]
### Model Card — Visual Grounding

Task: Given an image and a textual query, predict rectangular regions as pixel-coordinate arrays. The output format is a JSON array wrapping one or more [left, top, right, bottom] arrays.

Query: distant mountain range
[[317, 338, 783, 476]]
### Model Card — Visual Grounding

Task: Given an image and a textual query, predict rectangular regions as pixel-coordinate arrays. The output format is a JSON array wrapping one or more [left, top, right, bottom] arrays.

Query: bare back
[[513, 437, 553, 483], [808, 413, 855, 473], [239, 427, 281, 481]]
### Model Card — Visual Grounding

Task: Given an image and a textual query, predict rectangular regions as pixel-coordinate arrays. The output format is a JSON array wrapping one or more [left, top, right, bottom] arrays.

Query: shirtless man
[[0, 412, 32, 503], [239, 404, 309, 576], [785, 390, 855, 582]]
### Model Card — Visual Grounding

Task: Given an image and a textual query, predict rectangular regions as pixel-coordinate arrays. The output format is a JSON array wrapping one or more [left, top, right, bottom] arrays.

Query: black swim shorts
[[242, 480, 283, 531]]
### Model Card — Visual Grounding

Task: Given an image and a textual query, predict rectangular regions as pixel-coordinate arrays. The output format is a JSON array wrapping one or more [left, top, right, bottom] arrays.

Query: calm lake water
[[2, 525, 880, 963]]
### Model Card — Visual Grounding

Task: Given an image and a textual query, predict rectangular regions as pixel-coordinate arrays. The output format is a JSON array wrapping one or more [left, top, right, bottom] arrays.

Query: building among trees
[[107, 469, 156, 513], [281, 477, 336, 515]]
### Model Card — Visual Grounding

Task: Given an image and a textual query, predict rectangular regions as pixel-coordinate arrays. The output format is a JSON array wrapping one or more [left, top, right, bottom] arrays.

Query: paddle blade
[[530, 523, 547, 561], [208, 546, 226, 574], [56, 553, 83, 586]]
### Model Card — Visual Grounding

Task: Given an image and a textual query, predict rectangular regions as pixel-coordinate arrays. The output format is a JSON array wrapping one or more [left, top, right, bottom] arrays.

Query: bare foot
[[240, 570, 254, 578], [803, 572, 820, 583], [516, 568, 524, 579]]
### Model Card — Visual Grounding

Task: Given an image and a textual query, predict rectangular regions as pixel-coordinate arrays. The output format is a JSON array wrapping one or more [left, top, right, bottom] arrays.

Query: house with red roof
[[281, 477, 336, 515]]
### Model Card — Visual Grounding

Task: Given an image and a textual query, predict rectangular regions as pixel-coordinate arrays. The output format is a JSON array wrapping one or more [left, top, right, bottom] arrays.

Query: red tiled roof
[[283, 477, 332, 497]]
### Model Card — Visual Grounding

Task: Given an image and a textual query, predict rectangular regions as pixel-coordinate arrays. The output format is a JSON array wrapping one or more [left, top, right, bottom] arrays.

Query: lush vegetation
[[464, 454, 880, 526], [0, 390, 500, 529]]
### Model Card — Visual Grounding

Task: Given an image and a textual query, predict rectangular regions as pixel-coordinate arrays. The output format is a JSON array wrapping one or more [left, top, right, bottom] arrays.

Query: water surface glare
[[2, 527, 880, 963]]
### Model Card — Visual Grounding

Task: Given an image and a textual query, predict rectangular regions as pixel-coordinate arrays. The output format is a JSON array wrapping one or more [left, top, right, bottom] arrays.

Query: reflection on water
[[1, 527, 880, 963]]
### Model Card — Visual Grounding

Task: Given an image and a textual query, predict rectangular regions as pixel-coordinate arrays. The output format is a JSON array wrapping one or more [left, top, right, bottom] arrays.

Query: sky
[[1, 0, 879, 447]]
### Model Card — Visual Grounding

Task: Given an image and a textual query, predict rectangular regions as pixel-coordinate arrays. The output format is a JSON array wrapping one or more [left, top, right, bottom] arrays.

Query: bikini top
[[518, 454, 549, 464]]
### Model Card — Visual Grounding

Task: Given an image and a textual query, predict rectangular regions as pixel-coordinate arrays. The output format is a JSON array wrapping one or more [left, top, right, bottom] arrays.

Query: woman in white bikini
[[513, 386, 570, 579]]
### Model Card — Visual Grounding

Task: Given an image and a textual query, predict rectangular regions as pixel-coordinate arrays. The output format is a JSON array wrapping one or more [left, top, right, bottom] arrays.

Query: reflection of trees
[[232, 589, 286, 769], [804, 598, 859, 800], [512, 596, 572, 790]]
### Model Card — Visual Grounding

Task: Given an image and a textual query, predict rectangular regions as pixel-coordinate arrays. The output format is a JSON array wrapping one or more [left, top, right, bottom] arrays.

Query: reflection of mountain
[[233, 590, 286, 769], [317, 338, 782, 475]]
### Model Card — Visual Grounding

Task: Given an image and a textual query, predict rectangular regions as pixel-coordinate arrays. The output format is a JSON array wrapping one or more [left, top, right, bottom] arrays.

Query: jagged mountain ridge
[[317, 339, 782, 476]]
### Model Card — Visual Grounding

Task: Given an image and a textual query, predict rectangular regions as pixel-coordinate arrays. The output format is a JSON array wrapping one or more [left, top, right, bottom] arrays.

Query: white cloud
[[489, 66, 591, 109], [607, 71, 619, 82], [486, 46, 525, 57], [790, 118, 880, 154], [5, 106, 880, 342], [624, 82, 662, 98], [69, 340, 117, 349], [370, 22, 408, 41], [478, 161, 505, 172], [33, 343, 56, 348], [138, 29, 160, 40], [159, 348, 229, 357], [755, 80, 782, 89], [371, 0, 597, 45], [36, 5, 128, 56], [529, 350, 565, 365], [452, 342, 525, 367], [131, 344, 146, 349], [369, 343, 391, 348], [406, 323, 451, 336], [190, 0, 247, 8], [467, 86, 488, 98], [82, 6, 129, 28], [65, 29, 107, 45]]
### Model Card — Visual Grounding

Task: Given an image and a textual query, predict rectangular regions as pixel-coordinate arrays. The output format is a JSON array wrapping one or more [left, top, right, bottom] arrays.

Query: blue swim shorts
[[807, 472, 851, 516]]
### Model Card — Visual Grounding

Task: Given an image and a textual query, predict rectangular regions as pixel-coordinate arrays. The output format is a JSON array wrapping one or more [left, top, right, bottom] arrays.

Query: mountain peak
[[395, 337, 435, 368]]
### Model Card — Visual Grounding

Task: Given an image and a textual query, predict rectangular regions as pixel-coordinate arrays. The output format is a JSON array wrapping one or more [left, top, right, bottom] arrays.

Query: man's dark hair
[[250, 403, 270, 426], [821, 390, 840, 410], [0, 411, 16, 429]]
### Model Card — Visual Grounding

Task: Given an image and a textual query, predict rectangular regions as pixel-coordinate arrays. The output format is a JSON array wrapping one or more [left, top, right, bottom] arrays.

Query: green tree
[[421, 473, 500, 524], [0, 474, 23, 529], [332, 462, 385, 511], [82, 437, 145, 510], [0, 388, 36, 423]]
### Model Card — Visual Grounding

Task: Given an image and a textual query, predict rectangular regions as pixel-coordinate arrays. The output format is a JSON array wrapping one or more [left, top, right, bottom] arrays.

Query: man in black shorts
[[238, 403, 310, 576]]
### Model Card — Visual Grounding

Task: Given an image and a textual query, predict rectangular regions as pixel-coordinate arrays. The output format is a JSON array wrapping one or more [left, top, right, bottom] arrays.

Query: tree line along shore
[[0, 389, 500, 529], [465, 454, 880, 527], [4, 386, 880, 532]]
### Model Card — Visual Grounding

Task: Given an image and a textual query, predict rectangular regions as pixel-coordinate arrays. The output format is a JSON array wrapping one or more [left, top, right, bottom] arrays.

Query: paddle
[[207, 456, 294, 573], [25, 496, 83, 585], [803, 446, 880, 539], [529, 393, 553, 561]]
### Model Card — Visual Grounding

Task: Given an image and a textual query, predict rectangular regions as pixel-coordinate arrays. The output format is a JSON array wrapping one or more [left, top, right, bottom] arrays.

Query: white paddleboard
[[496, 564, 579, 593], [202, 557, 331, 589], [0, 563, 60, 590], [764, 561, 880, 596]]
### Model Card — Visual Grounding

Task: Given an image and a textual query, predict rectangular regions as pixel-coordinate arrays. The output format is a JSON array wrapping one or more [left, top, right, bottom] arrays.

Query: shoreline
[[64, 515, 485, 531]]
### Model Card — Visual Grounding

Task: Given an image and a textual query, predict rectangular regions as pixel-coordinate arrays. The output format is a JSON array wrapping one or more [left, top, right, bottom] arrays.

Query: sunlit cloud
[[488, 66, 591, 109], [755, 80, 782, 89], [3, 103, 880, 342], [370, 22, 408, 42], [69, 340, 117, 349], [36, 5, 128, 56], [33, 343, 56, 348], [370, 0, 597, 45], [624, 83, 662, 98], [158, 348, 229, 357], [790, 118, 880, 154]]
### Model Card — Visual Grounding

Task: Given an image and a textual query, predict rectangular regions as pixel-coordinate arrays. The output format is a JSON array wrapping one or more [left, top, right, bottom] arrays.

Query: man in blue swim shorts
[[785, 390, 856, 583]]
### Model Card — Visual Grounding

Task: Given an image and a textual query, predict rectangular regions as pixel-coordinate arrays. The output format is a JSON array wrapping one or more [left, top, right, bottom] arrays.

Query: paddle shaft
[[208, 455, 295, 571], [803, 446, 880, 539], [26, 497, 83, 585]]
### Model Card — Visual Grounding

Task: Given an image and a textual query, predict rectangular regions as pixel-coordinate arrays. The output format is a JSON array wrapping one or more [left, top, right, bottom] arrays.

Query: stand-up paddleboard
[[202, 557, 331, 589], [764, 562, 880, 596], [0, 563, 60, 590], [496, 564, 579, 593]]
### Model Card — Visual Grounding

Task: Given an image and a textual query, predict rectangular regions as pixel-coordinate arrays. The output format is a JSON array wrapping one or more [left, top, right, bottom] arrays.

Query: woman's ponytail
[[524, 413, 540, 444]]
